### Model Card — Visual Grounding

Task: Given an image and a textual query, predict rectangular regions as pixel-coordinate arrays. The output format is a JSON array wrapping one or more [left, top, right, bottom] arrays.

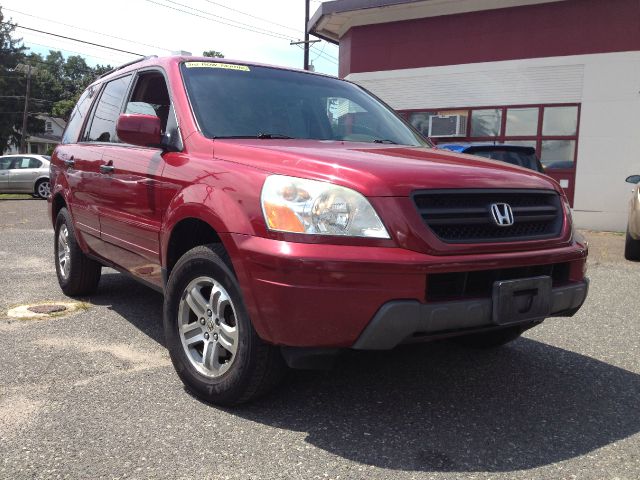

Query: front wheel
[[163, 244, 285, 405], [624, 228, 640, 261], [452, 325, 525, 349]]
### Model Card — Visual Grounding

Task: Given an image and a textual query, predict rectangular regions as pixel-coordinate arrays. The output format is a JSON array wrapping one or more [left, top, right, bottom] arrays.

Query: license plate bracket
[[492, 276, 552, 325]]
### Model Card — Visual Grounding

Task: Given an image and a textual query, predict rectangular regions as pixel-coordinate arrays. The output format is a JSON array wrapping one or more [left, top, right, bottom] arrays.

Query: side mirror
[[116, 114, 162, 148], [625, 175, 640, 184]]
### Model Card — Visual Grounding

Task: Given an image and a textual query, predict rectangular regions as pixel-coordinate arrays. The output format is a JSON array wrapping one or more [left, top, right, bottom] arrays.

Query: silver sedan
[[0, 154, 51, 199]]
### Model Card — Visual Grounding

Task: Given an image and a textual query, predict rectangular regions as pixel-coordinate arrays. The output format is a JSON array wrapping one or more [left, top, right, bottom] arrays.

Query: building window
[[45, 121, 53, 133], [542, 106, 578, 136], [470, 109, 501, 137], [402, 104, 579, 170], [505, 107, 538, 136]]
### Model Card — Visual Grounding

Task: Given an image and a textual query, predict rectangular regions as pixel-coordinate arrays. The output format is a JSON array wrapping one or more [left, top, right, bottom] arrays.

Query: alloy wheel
[[178, 276, 239, 378], [57, 225, 71, 279]]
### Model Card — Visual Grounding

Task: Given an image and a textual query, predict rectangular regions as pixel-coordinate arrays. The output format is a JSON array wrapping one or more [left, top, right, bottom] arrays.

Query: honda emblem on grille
[[490, 203, 514, 227]]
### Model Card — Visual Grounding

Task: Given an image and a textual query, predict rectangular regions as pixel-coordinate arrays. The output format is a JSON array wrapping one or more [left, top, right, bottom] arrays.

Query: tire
[[452, 325, 524, 349], [54, 208, 102, 296], [163, 244, 286, 406], [35, 179, 51, 199], [624, 228, 640, 261]]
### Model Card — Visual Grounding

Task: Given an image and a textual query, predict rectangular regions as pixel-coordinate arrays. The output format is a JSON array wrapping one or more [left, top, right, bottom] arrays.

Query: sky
[[1, 0, 339, 75]]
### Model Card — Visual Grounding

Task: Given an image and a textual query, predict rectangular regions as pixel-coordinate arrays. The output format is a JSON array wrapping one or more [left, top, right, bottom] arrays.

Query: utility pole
[[304, 0, 310, 70], [20, 64, 32, 154], [290, 0, 320, 70]]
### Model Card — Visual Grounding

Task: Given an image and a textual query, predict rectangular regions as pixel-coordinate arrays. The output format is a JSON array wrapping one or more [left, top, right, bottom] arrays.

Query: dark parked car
[[438, 143, 545, 173], [50, 56, 589, 405]]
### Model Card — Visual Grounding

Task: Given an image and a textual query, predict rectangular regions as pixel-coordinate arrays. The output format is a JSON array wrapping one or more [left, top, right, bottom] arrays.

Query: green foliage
[[202, 50, 224, 58], [0, 6, 114, 152]]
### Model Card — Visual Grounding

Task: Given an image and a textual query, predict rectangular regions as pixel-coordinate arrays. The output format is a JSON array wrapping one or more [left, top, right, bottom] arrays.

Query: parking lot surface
[[1, 198, 639, 480]]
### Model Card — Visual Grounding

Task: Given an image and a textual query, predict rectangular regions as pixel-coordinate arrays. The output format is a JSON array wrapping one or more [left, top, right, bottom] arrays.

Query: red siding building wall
[[340, 0, 640, 77]]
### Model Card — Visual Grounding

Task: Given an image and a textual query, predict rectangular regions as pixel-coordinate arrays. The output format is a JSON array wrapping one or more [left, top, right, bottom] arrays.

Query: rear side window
[[28, 158, 42, 168], [86, 75, 133, 143], [62, 87, 96, 144]]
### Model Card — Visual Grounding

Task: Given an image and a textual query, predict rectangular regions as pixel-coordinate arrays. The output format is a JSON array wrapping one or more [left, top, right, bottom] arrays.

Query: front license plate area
[[492, 276, 552, 325]]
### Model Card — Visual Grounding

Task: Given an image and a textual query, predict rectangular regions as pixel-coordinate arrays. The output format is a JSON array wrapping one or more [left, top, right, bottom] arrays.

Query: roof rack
[[98, 55, 158, 79]]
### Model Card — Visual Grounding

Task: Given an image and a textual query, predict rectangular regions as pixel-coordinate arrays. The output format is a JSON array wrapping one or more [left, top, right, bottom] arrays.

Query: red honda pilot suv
[[50, 56, 589, 405]]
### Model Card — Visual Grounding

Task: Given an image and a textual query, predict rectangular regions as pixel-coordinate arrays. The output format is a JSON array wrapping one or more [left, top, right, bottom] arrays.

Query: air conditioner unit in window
[[428, 115, 467, 137]]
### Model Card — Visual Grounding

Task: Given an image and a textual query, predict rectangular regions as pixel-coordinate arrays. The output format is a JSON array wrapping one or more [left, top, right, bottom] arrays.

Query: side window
[[62, 87, 96, 144], [87, 74, 133, 143], [0, 157, 12, 170], [28, 158, 42, 169], [125, 72, 171, 134]]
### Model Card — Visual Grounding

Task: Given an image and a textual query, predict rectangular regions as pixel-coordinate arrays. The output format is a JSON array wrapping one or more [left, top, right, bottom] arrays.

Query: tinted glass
[[542, 106, 578, 136], [62, 87, 96, 144], [505, 108, 539, 136], [125, 72, 171, 132], [470, 109, 502, 137], [11, 157, 33, 169], [470, 149, 538, 171], [28, 158, 42, 168], [541, 140, 576, 168], [87, 75, 132, 143], [181, 62, 425, 146], [0, 157, 13, 170]]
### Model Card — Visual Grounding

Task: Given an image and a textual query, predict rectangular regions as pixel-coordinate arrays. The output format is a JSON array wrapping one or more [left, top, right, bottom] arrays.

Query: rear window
[[469, 148, 540, 171]]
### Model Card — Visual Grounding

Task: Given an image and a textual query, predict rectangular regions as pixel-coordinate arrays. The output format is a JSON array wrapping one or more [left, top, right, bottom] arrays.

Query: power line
[[23, 38, 129, 66], [2, 7, 174, 53], [202, 0, 303, 35], [143, 0, 296, 41], [1, 23, 144, 56]]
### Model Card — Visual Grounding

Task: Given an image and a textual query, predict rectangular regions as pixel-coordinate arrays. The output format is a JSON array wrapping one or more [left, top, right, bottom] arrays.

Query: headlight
[[260, 175, 390, 238]]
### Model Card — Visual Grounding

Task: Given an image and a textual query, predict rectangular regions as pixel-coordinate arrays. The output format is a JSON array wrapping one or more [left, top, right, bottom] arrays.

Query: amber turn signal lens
[[263, 201, 305, 233]]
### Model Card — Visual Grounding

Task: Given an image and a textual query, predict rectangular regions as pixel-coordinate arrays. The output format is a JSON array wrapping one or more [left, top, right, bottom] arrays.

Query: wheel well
[[51, 194, 67, 224], [166, 218, 222, 275]]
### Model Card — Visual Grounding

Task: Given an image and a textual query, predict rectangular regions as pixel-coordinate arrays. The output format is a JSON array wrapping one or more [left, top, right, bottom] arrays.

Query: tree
[[202, 50, 224, 58], [0, 7, 29, 153]]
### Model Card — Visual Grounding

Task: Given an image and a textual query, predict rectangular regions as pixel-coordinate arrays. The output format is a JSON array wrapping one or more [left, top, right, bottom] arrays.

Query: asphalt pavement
[[1, 198, 639, 480]]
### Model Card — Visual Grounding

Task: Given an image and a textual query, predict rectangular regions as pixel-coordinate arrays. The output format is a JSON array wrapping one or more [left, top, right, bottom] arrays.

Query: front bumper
[[353, 279, 589, 350], [225, 233, 588, 348]]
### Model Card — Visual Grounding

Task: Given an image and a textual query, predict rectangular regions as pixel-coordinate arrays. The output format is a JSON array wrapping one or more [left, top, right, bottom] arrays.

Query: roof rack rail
[[99, 55, 158, 78]]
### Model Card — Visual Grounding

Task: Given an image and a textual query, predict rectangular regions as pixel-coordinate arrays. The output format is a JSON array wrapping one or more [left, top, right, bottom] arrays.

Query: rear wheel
[[624, 228, 640, 261], [35, 179, 51, 199], [452, 325, 525, 349], [163, 244, 286, 405], [54, 208, 102, 296]]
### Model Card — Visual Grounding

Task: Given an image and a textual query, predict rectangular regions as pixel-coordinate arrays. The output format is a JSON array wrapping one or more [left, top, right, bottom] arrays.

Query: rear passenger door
[[69, 75, 132, 248]]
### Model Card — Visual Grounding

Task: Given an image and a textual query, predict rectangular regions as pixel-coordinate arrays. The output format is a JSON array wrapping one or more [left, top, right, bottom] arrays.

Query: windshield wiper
[[257, 133, 294, 139], [372, 139, 398, 144]]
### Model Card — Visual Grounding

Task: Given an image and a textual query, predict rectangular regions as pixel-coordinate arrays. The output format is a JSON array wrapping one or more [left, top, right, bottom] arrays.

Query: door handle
[[63, 157, 75, 167], [100, 164, 115, 174]]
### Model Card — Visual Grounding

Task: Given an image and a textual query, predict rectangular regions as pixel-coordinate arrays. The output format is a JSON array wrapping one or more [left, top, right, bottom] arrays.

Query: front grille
[[426, 262, 570, 301], [413, 189, 563, 243]]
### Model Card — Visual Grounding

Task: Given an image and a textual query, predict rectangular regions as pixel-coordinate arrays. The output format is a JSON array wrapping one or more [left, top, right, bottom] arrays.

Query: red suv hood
[[212, 139, 560, 196]]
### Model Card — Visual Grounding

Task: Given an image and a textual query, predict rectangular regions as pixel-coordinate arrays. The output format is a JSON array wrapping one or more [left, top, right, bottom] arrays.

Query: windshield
[[180, 61, 426, 146]]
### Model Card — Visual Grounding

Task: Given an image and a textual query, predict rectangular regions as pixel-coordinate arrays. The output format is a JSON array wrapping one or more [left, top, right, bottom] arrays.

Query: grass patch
[[0, 194, 33, 200]]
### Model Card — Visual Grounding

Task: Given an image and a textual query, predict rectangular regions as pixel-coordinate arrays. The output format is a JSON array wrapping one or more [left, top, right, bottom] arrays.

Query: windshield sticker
[[184, 62, 250, 71]]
